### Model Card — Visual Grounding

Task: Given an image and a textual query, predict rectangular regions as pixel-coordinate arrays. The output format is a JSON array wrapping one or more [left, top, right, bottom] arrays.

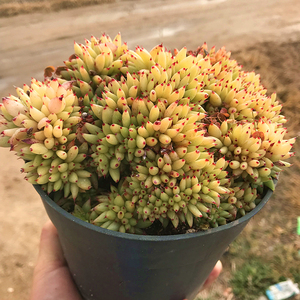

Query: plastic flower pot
[[35, 185, 274, 300]]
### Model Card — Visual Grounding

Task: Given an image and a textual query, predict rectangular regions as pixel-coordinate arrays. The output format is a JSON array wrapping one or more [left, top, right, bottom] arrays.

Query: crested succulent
[[0, 33, 295, 234]]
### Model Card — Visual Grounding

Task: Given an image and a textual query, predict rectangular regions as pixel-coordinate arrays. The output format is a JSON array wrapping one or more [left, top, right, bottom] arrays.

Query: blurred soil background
[[0, 0, 300, 299]]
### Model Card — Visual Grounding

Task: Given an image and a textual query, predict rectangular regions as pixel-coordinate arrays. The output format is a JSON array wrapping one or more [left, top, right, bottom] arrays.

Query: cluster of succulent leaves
[[0, 33, 295, 234]]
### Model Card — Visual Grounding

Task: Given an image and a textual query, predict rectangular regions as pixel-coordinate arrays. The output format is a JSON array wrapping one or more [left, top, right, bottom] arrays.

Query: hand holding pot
[[30, 221, 222, 300], [30, 221, 83, 300]]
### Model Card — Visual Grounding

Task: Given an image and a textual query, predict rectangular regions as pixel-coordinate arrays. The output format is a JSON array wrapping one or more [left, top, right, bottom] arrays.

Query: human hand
[[30, 221, 222, 300], [30, 220, 83, 300], [183, 260, 223, 300], [201, 260, 223, 290]]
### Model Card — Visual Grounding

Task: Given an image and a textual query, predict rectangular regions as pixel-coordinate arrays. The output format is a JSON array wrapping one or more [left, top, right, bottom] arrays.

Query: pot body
[[36, 185, 273, 300]]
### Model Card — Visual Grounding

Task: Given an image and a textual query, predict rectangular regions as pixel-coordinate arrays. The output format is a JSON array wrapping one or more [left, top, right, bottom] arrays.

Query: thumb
[[36, 220, 66, 272]]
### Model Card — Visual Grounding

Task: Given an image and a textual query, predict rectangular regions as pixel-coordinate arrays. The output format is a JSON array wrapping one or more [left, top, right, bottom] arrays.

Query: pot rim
[[34, 182, 274, 242]]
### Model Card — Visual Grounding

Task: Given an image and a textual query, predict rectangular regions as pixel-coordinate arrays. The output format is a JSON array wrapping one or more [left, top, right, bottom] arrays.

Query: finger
[[31, 221, 83, 300], [202, 260, 223, 289], [183, 260, 223, 299], [37, 220, 66, 268]]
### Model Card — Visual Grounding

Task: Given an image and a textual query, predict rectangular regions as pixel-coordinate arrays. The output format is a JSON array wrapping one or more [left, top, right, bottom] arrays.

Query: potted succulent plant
[[0, 33, 295, 300]]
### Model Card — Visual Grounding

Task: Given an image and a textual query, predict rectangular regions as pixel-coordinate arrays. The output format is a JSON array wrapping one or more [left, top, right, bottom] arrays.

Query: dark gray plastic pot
[[35, 185, 273, 300]]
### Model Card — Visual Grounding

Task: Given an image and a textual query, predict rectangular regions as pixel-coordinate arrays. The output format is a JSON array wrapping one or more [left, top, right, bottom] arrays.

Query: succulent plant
[[0, 78, 95, 197], [0, 33, 295, 234]]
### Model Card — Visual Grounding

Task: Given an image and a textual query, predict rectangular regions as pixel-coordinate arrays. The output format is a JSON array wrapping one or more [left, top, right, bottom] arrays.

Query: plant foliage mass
[[0, 33, 295, 234]]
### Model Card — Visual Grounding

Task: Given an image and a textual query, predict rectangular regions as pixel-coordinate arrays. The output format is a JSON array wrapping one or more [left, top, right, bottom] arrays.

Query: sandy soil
[[0, 0, 300, 299]]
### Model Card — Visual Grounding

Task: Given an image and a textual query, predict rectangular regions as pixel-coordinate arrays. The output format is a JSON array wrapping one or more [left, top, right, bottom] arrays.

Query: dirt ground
[[0, 0, 300, 299]]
